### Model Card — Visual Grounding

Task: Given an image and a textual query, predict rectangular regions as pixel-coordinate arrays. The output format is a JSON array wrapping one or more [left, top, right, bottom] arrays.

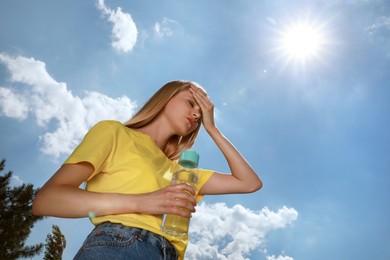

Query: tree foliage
[[0, 159, 44, 259], [44, 224, 67, 260]]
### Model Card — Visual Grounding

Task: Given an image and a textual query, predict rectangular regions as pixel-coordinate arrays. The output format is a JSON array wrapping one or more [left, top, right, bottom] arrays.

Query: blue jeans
[[74, 222, 178, 260]]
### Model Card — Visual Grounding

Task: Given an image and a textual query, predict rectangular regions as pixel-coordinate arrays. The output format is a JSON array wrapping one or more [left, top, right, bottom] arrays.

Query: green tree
[[44, 224, 67, 260], [0, 159, 44, 259]]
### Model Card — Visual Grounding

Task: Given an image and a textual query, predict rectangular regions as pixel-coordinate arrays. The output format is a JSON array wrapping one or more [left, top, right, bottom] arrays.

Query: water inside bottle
[[161, 169, 197, 237]]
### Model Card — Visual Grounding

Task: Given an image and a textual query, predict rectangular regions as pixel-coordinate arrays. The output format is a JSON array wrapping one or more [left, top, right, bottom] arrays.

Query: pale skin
[[32, 86, 262, 219]]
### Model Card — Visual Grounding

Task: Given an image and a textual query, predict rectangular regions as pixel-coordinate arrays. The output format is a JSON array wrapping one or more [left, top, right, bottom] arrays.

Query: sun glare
[[279, 22, 325, 63]]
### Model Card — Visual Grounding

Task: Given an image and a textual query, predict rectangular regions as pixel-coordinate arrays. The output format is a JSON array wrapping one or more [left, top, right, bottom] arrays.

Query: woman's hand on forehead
[[189, 86, 215, 131]]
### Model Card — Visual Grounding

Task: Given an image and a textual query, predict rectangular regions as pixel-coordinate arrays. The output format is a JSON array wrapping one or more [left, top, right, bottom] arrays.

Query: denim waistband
[[75, 222, 178, 259], [95, 222, 174, 249]]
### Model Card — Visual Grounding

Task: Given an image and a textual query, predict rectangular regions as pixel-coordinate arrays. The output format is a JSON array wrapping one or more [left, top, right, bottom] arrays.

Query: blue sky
[[1, 0, 389, 259]]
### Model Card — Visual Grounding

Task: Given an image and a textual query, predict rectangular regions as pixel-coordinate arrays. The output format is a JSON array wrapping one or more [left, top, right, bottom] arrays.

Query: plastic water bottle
[[161, 149, 199, 237]]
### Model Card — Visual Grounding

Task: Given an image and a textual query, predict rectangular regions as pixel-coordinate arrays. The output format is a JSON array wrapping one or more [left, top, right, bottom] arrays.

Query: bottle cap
[[179, 149, 199, 168]]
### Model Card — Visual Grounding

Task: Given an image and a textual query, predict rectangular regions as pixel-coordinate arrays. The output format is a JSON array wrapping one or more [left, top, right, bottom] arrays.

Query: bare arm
[[32, 162, 197, 218], [200, 127, 262, 194], [190, 86, 263, 195]]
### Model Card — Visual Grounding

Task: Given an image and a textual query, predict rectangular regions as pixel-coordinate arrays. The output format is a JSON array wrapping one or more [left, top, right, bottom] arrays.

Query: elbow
[[255, 179, 263, 191], [248, 178, 263, 193], [32, 198, 41, 216], [32, 205, 41, 217], [32, 191, 45, 216]]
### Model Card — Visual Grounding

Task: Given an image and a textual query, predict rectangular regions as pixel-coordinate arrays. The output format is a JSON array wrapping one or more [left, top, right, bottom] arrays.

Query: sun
[[279, 21, 326, 63]]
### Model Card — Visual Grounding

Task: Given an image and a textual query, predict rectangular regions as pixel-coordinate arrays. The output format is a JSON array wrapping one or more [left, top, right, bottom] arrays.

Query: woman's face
[[162, 89, 201, 136]]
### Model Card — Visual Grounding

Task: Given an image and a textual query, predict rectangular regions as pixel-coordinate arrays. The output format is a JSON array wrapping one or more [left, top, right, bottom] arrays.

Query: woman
[[32, 80, 262, 259]]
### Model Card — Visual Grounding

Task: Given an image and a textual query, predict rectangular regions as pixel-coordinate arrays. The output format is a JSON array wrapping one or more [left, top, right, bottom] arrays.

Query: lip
[[186, 117, 196, 127]]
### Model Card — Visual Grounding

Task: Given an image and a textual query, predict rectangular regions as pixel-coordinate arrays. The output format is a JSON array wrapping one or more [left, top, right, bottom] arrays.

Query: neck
[[134, 119, 173, 150]]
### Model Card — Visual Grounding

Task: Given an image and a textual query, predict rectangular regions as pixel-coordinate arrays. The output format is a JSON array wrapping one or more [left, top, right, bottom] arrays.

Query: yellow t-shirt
[[64, 120, 214, 259]]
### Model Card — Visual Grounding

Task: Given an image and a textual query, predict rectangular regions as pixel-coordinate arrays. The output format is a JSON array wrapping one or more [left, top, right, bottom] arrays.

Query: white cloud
[[154, 17, 177, 38], [0, 53, 137, 158], [0, 87, 28, 119], [11, 174, 25, 186], [96, 0, 138, 53], [365, 16, 390, 57], [267, 255, 294, 260], [365, 16, 390, 35], [186, 202, 298, 260]]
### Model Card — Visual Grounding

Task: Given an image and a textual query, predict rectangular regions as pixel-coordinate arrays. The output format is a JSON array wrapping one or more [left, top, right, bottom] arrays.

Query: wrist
[[105, 193, 139, 215], [206, 125, 221, 137]]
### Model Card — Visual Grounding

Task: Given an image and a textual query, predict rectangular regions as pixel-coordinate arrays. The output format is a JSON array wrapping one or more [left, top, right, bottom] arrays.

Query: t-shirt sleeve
[[195, 169, 214, 203], [63, 120, 116, 180]]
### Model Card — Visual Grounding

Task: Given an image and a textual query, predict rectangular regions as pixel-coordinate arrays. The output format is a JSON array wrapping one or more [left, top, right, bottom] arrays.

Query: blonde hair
[[124, 80, 203, 160]]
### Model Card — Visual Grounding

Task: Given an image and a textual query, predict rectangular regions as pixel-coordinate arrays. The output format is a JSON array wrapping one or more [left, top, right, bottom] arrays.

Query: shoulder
[[90, 121, 150, 142], [85, 120, 127, 138], [91, 120, 125, 130], [93, 120, 123, 127]]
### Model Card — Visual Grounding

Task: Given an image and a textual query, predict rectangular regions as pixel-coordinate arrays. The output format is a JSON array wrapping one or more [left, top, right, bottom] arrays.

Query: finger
[[190, 85, 207, 95], [169, 189, 196, 207], [191, 92, 212, 115], [172, 198, 196, 212], [161, 203, 193, 218], [193, 88, 213, 109], [162, 195, 196, 217], [170, 205, 193, 218], [190, 86, 210, 105], [176, 190, 197, 206], [173, 183, 196, 195]]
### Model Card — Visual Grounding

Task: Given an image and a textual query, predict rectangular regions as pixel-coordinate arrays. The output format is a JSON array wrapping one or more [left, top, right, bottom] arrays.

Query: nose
[[192, 112, 200, 122]]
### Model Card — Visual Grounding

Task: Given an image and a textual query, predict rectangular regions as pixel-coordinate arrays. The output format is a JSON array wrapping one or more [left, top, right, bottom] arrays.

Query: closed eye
[[188, 100, 195, 107]]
